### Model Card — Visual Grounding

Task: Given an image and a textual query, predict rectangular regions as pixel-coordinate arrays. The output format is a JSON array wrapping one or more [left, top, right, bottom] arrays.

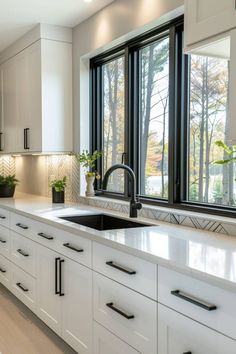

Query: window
[[91, 16, 235, 216]]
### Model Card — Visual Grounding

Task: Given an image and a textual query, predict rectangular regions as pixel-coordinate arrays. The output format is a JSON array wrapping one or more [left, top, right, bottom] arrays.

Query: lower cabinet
[[93, 321, 140, 354], [158, 303, 236, 354], [37, 244, 92, 354], [0, 254, 11, 290]]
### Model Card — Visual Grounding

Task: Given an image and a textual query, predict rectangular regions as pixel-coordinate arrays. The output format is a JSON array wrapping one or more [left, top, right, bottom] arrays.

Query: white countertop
[[1, 193, 236, 292]]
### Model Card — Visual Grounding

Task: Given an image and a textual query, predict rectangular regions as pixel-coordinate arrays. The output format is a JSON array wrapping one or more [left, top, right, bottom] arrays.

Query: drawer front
[[10, 212, 34, 239], [93, 273, 157, 354], [0, 208, 10, 228], [11, 263, 36, 312], [0, 254, 11, 290], [0, 225, 10, 258], [158, 266, 236, 340], [93, 321, 140, 354], [158, 303, 236, 354], [10, 231, 36, 276], [93, 242, 157, 299]]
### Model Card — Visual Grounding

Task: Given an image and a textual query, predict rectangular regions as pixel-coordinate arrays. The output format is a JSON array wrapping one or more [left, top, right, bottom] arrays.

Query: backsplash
[[0, 156, 16, 176]]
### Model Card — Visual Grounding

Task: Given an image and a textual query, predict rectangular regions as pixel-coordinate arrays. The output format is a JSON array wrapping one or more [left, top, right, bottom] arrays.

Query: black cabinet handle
[[183, 352, 192, 354], [106, 261, 136, 275], [0, 238, 6, 244], [63, 243, 83, 253], [17, 249, 29, 257], [55, 257, 60, 295], [24, 128, 30, 150], [16, 223, 29, 230], [106, 302, 135, 320], [0, 267, 6, 273], [0, 215, 6, 219], [37, 232, 54, 240], [59, 259, 64, 296], [16, 282, 29, 292], [171, 290, 217, 311], [0, 132, 3, 151]]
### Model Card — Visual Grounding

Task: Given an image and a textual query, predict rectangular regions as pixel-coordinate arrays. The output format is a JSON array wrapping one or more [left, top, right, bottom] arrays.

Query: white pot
[[85, 175, 95, 197]]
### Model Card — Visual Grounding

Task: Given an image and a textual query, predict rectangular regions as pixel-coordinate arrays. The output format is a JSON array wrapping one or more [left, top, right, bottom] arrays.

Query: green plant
[[214, 140, 236, 180], [0, 175, 19, 187], [73, 150, 102, 178], [50, 176, 67, 192]]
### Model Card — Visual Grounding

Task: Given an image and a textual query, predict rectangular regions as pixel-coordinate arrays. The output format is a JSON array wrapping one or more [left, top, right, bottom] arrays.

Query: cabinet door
[[93, 321, 140, 354], [185, 0, 236, 47], [62, 258, 92, 354], [1, 58, 17, 153], [0, 254, 11, 290], [158, 303, 236, 354], [36, 245, 61, 335]]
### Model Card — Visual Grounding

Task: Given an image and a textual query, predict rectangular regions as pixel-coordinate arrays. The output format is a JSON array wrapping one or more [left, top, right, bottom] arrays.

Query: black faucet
[[102, 164, 142, 218]]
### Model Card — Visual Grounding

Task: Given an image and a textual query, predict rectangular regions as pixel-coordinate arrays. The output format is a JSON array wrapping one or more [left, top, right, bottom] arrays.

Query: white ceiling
[[0, 0, 114, 52]]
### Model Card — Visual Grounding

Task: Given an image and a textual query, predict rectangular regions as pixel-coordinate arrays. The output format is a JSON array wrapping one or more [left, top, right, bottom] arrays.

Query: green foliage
[[73, 150, 102, 178], [214, 140, 236, 166], [50, 176, 67, 192], [0, 175, 19, 187]]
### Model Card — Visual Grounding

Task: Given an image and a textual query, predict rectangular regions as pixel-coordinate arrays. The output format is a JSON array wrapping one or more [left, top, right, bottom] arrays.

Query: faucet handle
[[136, 201, 142, 210]]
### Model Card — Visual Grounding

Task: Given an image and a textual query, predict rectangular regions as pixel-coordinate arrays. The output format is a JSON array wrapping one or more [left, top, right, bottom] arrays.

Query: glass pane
[[102, 56, 125, 193], [188, 55, 236, 207], [139, 37, 169, 198]]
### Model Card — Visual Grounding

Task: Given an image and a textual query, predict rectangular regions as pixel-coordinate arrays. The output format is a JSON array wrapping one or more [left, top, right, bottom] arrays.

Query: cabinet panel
[[158, 303, 236, 354], [93, 321, 140, 354], [0, 254, 11, 290], [0, 225, 10, 258]]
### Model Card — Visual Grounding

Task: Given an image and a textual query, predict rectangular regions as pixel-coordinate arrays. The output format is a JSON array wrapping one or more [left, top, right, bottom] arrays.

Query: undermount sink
[[59, 214, 152, 231]]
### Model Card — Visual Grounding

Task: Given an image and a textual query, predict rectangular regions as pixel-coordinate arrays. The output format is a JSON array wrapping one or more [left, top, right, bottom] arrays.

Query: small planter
[[0, 184, 15, 198], [85, 175, 95, 197], [52, 188, 65, 203]]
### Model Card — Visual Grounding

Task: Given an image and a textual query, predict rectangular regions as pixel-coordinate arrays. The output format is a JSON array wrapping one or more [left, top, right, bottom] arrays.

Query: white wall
[[73, 0, 184, 193]]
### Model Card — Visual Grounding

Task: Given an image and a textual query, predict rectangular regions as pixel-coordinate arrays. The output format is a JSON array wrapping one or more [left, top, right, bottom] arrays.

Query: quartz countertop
[[1, 192, 236, 293]]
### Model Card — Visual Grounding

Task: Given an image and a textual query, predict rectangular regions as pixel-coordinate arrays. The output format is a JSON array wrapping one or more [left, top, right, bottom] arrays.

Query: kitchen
[[0, 0, 236, 353]]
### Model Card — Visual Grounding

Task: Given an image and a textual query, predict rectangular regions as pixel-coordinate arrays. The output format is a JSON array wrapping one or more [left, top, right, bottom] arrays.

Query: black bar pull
[[55, 257, 60, 295], [37, 232, 54, 240], [0, 267, 6, 273], [59, 259, 64, 296], [0, 215, 6, 219], [106, 302, 135, 320], [183, 352, 192, 354], [106, 261, 136, 275], [17, 249, 29, 257], [0, 132, 3, 151], [63, 243, 83, 253], [171, 290, 217, 311], [24, 128, 30, 150], [16, 282, 29, 292], [16, 223, 29, 230], [0, 238, 6, 244]]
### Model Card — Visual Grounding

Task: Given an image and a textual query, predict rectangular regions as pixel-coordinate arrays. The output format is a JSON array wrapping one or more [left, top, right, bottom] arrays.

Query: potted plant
[[74, 150, 102, 197], [50, 176, 67, 203], [0, 175, 19, 198]]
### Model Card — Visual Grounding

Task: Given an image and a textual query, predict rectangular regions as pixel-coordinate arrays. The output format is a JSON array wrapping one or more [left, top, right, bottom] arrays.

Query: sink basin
[[59, 214, 151, 231]]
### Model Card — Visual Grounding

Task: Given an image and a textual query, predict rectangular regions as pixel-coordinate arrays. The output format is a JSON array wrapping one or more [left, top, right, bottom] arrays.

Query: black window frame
[[91, 15, 236, 218]]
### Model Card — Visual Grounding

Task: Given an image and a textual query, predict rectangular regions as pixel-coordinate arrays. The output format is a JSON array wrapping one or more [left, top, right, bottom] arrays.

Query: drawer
[[93, 321, 140, 354], [11, 263, 36, 312], [158, 266, 236, 340], [10, 212, 35, 239], [0, 225, 10, 258], [0, 254, 11, 290], [93, 242, 157, 299], [93, 272, 157, 354], [0, 208, 10, 228], [158, 303, 236, 354], [10, 231, 36, 277]]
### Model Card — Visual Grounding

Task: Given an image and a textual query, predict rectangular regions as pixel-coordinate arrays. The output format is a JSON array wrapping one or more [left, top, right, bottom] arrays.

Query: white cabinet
[[93, 321, 140, 354], [37, 244, 93, 354], [158, 303, 236, 354], [184, 0, 236, 50], [0, 254, 11, 290]]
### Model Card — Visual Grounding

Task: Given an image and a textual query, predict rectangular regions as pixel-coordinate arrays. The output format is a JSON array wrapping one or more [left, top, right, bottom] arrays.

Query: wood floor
[[0, 284, 77, 354]]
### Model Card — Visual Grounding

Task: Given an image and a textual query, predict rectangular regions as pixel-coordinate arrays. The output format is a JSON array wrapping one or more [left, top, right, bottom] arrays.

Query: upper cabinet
[[0, 34, 72, 154], [184, 0, 236, 57]]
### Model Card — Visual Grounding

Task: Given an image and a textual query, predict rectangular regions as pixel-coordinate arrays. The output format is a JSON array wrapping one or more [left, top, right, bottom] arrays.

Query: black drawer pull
[[171, 290, 217, 311], [59, 259, 64, 296], [17, 249, 29, 257], [16, 282, 29, 292], [16, 223, 29, 230], [106, 261, 136, 275], [0, 215, 6, 219], [0, 267, 6, 273], [63, 243, 83, 253], [106, 302, 135, 320], [0, 238, 6, 244], [38, 232, 54, 240], [55, 257, 60, 295], [183, 352, 192, 354]]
